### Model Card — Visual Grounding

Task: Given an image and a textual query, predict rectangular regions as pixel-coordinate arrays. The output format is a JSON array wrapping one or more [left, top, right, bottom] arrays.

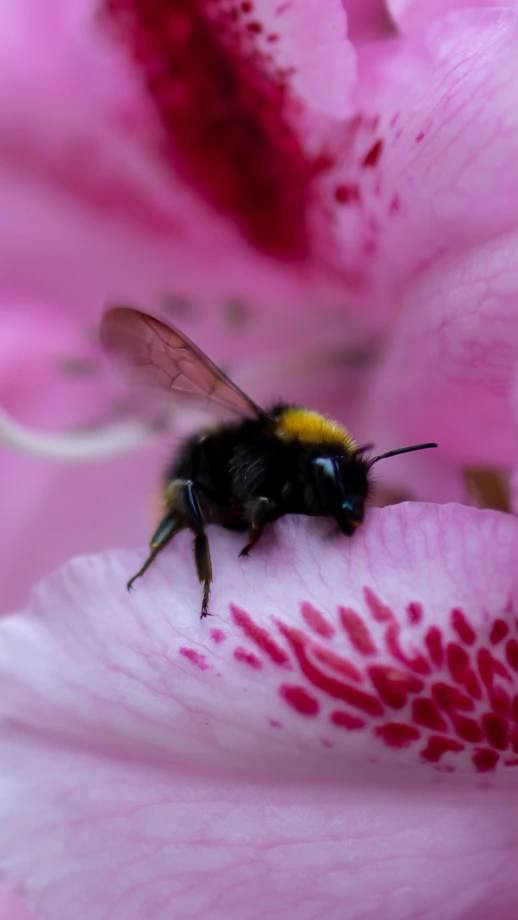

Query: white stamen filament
[[0, 403, 157, 461]]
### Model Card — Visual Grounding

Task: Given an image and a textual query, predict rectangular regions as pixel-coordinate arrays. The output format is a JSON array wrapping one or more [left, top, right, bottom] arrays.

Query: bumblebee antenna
[[367, 442, 437, 468]]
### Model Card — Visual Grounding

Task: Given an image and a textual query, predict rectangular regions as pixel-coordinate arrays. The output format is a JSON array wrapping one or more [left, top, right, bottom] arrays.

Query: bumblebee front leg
[[239, 497, 275, 558]]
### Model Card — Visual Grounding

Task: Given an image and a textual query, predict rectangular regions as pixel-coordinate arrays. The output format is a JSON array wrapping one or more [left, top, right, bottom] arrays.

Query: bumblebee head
[[308, 440, 438, 534], [309, 454, 369, 535]]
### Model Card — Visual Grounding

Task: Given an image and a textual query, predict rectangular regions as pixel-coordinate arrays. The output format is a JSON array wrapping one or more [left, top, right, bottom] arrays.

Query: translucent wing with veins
[[100, 306, 268, 421]]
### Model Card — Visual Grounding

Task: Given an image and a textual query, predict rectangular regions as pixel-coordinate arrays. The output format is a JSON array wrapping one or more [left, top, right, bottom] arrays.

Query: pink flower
[[1, 505, 518, 920], [2, 1, 518, 916]]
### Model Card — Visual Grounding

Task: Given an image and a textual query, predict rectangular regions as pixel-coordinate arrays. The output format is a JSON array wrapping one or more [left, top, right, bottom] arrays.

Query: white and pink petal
[[1, 506, 518, 917], [365, 231, 518, 468], [323, 9, 518, 309]]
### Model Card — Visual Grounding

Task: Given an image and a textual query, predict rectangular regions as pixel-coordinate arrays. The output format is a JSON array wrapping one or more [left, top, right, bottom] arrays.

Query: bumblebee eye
[[312, 456, 343, 505]]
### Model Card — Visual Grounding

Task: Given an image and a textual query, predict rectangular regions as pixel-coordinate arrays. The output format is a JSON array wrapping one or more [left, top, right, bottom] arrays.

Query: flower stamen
[[0, 402, 157, 462]]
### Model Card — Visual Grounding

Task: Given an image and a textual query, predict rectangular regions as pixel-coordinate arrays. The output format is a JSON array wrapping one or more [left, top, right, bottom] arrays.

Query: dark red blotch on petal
[[280, 684, 320, 716], [376, 723, 420, 748], [179, 647, 210, 670], [421, 736, 465, 763], [102, 0, 326, 257], [231, 605, 291, 667]]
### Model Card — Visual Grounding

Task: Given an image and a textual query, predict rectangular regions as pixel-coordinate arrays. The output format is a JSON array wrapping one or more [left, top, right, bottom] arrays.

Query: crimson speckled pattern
[[101, 0, 327, 257], [191, 594, 518, 774]]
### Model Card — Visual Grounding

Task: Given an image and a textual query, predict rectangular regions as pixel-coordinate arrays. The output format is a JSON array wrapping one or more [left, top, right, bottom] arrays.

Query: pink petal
[[387, 0, 518, 33], [0, 0, 363, 314], [0, 303, 160, 613], [1, 505, 518, 918], [0, 888, 35, 920], [101, 0, 354, 257], [327, 8, 518, 304], [233, 0, 355, 118], [366, 232, 518, 465], [344, 0, 397, 43], [0, 0, 358, 320]]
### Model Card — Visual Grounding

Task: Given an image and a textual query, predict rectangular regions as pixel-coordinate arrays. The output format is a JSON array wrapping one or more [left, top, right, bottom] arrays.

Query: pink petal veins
[[368, 231, 518, 467], [1, 506, 518, 919], [327, 9, 518, 304], [1, 504, 518, 779]]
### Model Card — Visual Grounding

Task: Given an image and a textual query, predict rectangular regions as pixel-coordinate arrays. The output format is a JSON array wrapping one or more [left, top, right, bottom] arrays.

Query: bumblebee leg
[[127, 510, 185, 591], [239, 497, 274, 558], [179, 480, 213, 618]]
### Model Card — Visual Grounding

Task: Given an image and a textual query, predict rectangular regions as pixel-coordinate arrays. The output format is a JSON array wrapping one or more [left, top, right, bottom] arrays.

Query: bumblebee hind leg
[[128, 478, 213, 618], [127, 510, 185, 590], [181, 481, 213, 618]]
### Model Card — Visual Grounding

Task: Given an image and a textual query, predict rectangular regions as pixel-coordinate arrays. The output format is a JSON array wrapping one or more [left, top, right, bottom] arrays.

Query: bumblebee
[[101, 307, 437, 618]]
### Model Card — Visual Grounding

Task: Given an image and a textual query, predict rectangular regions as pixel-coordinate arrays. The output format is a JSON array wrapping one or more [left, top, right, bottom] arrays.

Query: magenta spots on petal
[[330, 710, 366, 730], [376, 723, 420, 749], [269, 718, 283, 729], [490, 619, 509, 645], [210, 628, 226, 644], [312, 646, 363, 684], [425, 626, 444, 668], [473, 748, 500, 773], [447, 643, 482, 698], [386, 622, 431, 675], [406, 601, 423, 625], [368, 665, 424, 710], [363, 586, 393, 622], [421, 736, 465, 763], [451, 608, 476, 646], [231, 605, 291, 667], [481, 713, 509, 751], [280, 684, 320, 716], [300, 601, 336, 638], [389, 193, 401, 216], [505, 639, 518, 672], [339, 607, 376, 655], [278, 623, 384, 717], [432, 682, 475, 713], [334, 183, 360, 205], [477, 648, 494, 687], [179, 647, 209, 670], [489, 685, 510, 717], [233, 646, 263, 669], [477, 647, 512, 688], [412, 697, 448, 732], [416, 131, 425, 142], [362, 139, 383, 168], [450, 714, 484, 744]]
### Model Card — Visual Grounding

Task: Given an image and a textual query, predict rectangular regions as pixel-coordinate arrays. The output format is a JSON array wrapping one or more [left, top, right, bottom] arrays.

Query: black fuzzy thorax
[[165, 403, 370, 531]]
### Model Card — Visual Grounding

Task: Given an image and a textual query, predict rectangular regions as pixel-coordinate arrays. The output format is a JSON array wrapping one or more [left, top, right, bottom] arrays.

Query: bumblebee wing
[[100, 306, 268, 420]]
